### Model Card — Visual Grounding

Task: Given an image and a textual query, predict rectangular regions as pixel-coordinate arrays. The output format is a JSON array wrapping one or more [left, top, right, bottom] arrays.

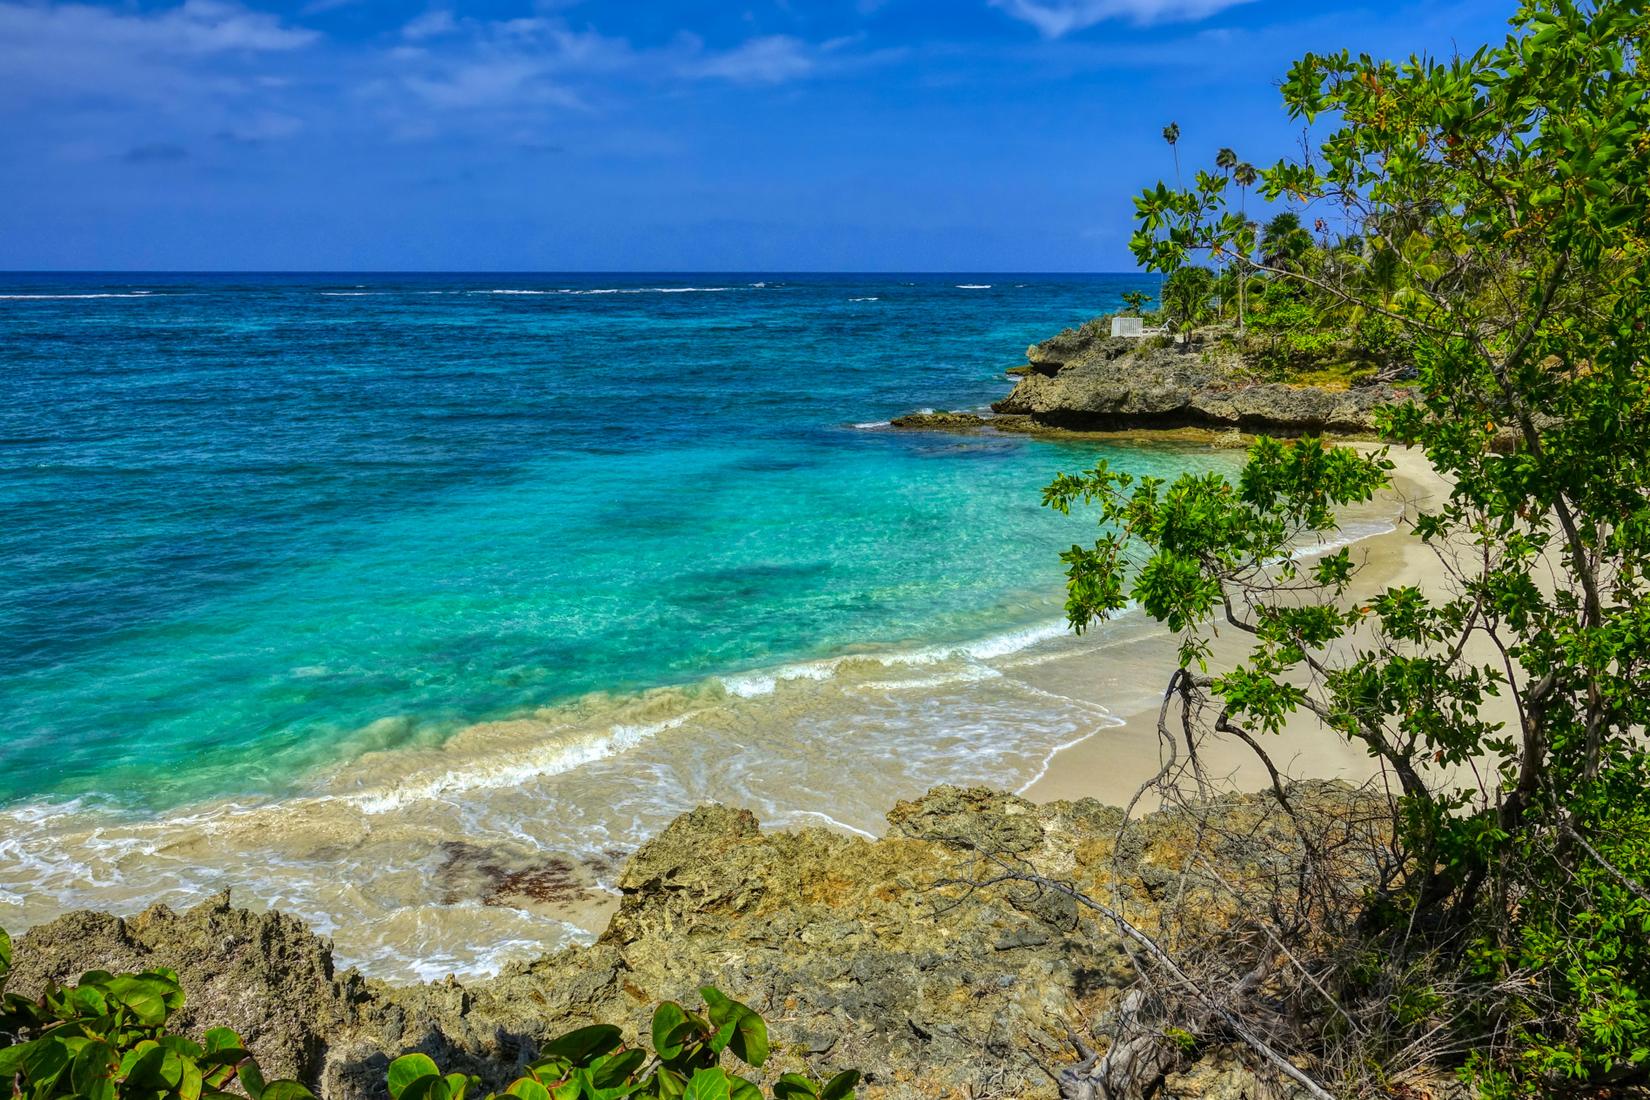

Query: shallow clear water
[[1, 272, 1245, 977]]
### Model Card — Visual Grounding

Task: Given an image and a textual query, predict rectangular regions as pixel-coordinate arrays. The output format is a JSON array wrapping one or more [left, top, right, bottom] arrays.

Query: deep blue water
[[0, 272, 1190, 811]]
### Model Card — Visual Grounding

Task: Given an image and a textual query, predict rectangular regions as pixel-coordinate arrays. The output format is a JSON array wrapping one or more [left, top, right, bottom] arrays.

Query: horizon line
[[0, 269, 1151, 277]]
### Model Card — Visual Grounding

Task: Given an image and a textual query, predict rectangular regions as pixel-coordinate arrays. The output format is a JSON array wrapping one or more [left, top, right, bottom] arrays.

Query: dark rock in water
[[11, 785, 1371, 1099], [889, 410, 989, 429], [889, 410, 1035, 432], [994, 324, 1412, 436]]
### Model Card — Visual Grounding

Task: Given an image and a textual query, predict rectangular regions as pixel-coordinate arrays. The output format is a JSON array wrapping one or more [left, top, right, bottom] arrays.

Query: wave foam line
[[473, 287, 733, 296], [344, 713, 700, 814], [1, 292, 155, 299]]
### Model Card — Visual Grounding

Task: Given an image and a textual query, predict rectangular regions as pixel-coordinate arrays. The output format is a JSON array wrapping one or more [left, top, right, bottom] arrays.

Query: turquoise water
[[0, 272, 1265, 976], [1, 272, 1195, 810]]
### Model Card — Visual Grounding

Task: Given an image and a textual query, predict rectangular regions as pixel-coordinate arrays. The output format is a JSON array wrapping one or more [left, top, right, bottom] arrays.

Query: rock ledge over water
[[986, 323, 1410, 436]]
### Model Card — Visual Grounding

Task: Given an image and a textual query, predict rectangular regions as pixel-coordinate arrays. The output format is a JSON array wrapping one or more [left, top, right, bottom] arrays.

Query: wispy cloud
[[0, 0, 317, 108], [682, 35, 818, 83], [988, 0, 1256, 36]]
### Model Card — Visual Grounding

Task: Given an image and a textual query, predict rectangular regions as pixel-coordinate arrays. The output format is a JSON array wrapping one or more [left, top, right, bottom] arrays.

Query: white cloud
[[403, 58, 581, 109], [683, 35, 817, 84], [0, 0, 317, 107], [0, 0, 317, 59], [989, 0, 1255, 36], [401, 10, 457, 41]]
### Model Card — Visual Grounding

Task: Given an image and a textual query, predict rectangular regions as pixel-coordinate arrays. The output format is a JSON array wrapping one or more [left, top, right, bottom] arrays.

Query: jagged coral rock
[[12, 785, 1363, 1099]]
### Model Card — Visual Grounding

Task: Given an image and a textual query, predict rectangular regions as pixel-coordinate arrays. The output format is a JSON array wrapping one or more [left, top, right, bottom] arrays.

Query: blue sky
[[1, 0, 1514, 270]]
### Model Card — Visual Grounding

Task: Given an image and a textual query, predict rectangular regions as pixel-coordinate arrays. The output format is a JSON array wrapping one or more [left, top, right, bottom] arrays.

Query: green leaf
[[103, 974, 182, 1028], [698, 988, 734, 1028], [399, 1076, 453, 1100], [652, 1002, 689, 1061], [389, 1053, 442, 1099], [503, 1077, 551, 1100], [240, 1058, 268, 1100], [820, 1071, 860, 1100], [728, 1075, 761, 1100], [259, 1081, 318, 1100], [203, 1028, 244, 1054], [23, 1037, 71, 1093], [179, 1055, 206, 1100], [542, 1024, 624, 1066], [684, 1068, 732, 1100], [590, 1048, 646, 1089], [771, 1074, 819, 1100], [0, 925, 11, 982], [0, 1040, 31, 1079], [726, 1011, 767, 1069], [71, 1039, 120, 1100]]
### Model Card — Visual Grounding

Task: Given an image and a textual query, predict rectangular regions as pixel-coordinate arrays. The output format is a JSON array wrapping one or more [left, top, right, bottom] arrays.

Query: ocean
[[1, 271, 1234, 978]]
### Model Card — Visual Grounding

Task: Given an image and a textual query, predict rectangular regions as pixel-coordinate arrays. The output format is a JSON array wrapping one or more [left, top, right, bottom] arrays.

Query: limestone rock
[[993, 324, 1411, 436], [11, 785, 1368, 1100]]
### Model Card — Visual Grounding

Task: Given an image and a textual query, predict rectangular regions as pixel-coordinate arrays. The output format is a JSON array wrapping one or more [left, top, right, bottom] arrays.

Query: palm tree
[[1161, 266, 1215, 334], [1260, 211, 1314, 272], [1212, 149, 1239, 319], [1232, 161, 1258, 332], [1162, 122, 1181, 185]]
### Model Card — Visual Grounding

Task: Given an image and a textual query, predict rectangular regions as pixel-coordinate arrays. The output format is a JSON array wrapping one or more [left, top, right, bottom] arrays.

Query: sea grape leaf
[[771, 1074, 819, 1100], [652, 1002, 688, 1060], [543, 1024, 624, 1066], [727, 1010, 767, 1069], [503, 1076, 551, 1100], [591, 1048, 646, 1088], [820, 1070, 860, 1100], [388, 1053, 442, 1099], [683, 1067, 731, 1100], [260, 1080, 318, 1100]]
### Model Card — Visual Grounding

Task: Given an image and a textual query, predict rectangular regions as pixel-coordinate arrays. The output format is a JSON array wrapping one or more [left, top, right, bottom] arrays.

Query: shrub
[[387, 987, 859, 1100], [0, 926, 313, 1100]]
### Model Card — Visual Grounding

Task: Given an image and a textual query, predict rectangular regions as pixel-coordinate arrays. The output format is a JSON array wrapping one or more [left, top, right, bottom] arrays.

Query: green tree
[[1158, 266, 1214, 333], [1258, 211, 1314, 272], [1120, 290, 1153, 315], [1084, 0, 1650, 1093]]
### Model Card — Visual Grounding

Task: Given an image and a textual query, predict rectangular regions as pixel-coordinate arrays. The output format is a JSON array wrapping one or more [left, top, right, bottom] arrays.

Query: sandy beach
[[1021, 442, 1453, 807]]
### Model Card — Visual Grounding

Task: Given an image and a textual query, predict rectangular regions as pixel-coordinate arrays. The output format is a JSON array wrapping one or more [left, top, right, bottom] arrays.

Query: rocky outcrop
[[991, 324, 1410, 436], [889, 410, 1033, 432], [11, 786, 1363, 1100]]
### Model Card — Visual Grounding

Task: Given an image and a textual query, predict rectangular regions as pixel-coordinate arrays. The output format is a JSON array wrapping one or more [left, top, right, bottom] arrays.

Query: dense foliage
[[0, 935, 858, 1100], [1053, 0, 1650, 1093], [0, 928, 312, 1100], [385, 988, 857, 1100]]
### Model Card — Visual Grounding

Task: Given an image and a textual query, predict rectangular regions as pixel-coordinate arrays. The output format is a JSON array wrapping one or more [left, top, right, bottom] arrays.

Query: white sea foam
[[320, 291, 380, 297], [849, 296, 879, 302], [0, 292, 154, 299], [955, 284, 992, 290], [344, 713, 698, 814]]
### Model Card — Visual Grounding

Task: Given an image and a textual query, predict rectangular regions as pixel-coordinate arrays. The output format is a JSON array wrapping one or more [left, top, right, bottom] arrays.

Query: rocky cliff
[[986, 323, 1409, 436], [10, 785, 1366, 1100]]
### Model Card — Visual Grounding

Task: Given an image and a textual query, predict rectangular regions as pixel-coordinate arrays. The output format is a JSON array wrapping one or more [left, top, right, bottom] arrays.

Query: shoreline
[[0, 439, 1445, 984], [1020, 442, 1448, 805]]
